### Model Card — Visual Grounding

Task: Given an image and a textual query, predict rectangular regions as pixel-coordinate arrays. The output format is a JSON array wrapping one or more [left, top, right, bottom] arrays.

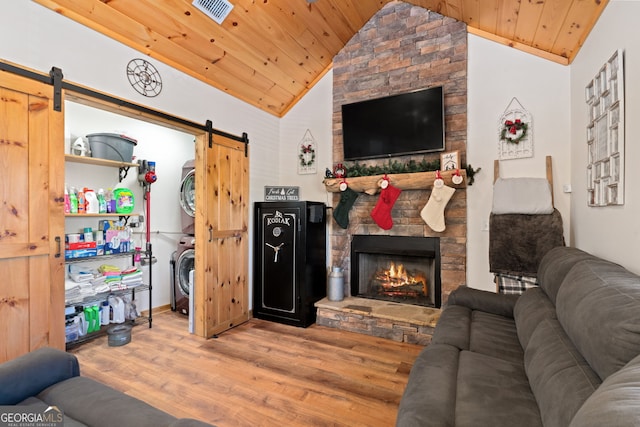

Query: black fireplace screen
[[351, 235, 441, 308]]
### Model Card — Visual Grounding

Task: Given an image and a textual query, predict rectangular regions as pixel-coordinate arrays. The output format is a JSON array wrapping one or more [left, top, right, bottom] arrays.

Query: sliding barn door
[[0, 70, 65, 362], [194, 133, 249, 337]]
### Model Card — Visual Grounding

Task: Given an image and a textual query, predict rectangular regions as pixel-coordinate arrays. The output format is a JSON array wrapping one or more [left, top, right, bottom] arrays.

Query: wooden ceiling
[[34, 0, 609, 117]]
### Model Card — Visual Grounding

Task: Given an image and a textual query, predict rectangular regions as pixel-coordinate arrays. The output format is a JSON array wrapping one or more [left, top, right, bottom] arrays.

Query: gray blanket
[[489, 209, 564, 276]]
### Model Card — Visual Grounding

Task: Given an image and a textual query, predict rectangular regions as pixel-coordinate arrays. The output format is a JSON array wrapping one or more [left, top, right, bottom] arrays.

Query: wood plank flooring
[[68, 310, 424, 427]]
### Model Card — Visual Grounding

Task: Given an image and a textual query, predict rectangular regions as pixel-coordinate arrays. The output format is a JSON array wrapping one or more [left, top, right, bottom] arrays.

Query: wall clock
[[126, 59, 163, 97]]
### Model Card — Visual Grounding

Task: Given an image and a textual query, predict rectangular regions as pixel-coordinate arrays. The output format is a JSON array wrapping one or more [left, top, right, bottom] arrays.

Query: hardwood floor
[[68, 310, 424, 427]]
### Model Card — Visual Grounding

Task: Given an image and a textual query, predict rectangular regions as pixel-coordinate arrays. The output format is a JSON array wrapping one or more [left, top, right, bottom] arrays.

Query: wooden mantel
[[323, 170, 467, 194]]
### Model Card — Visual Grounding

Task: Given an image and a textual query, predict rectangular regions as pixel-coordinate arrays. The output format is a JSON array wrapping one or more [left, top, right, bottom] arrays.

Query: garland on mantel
[[344, 159, 440, 177], [335, 159, 481, 185]]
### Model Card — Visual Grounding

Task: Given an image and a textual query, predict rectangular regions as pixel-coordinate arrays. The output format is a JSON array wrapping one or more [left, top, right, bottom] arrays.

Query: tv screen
[[341, 86, 445, 161]]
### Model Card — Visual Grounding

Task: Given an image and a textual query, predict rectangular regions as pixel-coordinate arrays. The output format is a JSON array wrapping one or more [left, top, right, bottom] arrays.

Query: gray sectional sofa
[[0, 347, 213, 427], [397, 246, 640, 426]]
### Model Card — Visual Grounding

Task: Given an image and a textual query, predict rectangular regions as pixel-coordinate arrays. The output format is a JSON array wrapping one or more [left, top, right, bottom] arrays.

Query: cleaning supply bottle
[[109, 296, 125, 324], [77, 190, 85, 214], [83, 227, 93, 242], [84, 188, 99, 214], [91, 305, 100, 331], [97, 188, 107, 214], [64, 185, 70, 214], [134, 245, 142, 268], [105, 188, 115, 213], [84, 306, 94, 333], [69, 187, 78, 214], [114, 188, 135, 214], [101, 300, 110, 325]]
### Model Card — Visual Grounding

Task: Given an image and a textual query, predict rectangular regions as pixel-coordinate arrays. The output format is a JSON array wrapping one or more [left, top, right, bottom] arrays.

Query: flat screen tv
[[341, 86, 445, 161]]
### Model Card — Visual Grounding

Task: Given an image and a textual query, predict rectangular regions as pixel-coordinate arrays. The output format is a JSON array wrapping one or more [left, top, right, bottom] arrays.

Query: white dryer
[[172, 235, 195, 316], [180, 159, 196, 235]]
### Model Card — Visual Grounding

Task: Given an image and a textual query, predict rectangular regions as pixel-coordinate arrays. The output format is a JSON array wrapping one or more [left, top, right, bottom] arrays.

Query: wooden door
[[0, 70, 65, 362], [194, 133, 249, 337]]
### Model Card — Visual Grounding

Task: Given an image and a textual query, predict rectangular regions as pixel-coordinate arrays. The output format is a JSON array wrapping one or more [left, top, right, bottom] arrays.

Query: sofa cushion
[[396, 343, 460, 427], [468, 311, 523, 364], [556, 258, 640, 380], [536, 246, 596, 305], [514, 287, 557, 349], [456, 350, 542, 427], [569, 353, 640, 427], [37, 376, 180, 427], [19, 396, 88, 427], [432, 305, 523, 364], [524, 318, 601, 427], [431, 305, 471, 350]]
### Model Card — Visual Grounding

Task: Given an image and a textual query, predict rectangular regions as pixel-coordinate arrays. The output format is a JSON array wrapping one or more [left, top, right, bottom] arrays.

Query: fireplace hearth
[[351, 235, 441, 308]]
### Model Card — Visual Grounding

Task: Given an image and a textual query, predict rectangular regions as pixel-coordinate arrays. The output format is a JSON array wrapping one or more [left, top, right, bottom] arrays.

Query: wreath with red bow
[[500, 118, 528, 144], [299, 144, 316, 167]]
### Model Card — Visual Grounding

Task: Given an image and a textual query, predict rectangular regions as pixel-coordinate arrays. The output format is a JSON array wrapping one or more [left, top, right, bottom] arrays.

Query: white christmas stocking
[[421, 181, 455, 232]]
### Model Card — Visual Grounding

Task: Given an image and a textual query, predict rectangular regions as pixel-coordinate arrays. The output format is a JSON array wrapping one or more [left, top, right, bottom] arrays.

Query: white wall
[[466, 35, 572, 290], [278, 70, 334, 205], [570, 0, 640, 274]]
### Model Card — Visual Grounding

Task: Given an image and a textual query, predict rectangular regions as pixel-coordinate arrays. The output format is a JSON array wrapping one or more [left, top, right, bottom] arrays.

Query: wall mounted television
[[341, 86, 445, 161]]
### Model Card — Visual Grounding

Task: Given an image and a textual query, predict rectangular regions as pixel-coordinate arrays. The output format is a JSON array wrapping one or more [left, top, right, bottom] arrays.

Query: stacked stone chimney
[[330, 2, 468, 303]]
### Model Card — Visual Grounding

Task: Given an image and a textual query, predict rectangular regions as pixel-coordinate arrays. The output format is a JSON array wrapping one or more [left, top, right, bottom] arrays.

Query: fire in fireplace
[[351, 235, 441, 308], [372, 261, 428, 298]]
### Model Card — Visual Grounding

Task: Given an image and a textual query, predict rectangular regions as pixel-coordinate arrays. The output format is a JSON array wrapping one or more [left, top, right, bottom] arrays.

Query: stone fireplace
[[316, 3, 467, 344], [330, 2, 467, 303], [351, 235, 441, 308]]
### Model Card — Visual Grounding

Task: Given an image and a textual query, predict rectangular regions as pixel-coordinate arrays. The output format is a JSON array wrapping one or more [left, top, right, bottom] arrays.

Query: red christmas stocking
[[370, 184, 402, 230]]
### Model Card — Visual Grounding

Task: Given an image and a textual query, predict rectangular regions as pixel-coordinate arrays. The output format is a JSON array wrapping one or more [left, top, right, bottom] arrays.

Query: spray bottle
[[69, 187, 79, 214], [97, 188, 107, 214], [64, 185, 70, 214]]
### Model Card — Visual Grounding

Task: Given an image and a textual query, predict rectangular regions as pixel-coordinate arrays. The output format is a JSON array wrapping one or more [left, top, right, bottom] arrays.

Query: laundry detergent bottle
[[84, 188, 99, 214]]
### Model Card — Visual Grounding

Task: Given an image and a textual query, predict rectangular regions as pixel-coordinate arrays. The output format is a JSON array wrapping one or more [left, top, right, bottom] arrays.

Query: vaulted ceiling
[[34, 0, 609, 117]]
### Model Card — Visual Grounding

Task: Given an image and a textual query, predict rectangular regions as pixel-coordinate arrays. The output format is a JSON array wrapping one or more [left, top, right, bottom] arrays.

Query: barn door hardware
[[206, 119, 214, 148], [49, 67, 63, 112]]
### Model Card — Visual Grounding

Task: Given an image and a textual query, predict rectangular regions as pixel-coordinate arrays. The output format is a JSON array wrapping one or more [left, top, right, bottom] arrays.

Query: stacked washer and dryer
[[170, 160, 195, 321]]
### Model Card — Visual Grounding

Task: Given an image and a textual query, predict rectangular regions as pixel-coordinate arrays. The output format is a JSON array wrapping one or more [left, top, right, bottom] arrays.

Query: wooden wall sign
[[265, 186, 300, 201], [497, 97, 533, 160]]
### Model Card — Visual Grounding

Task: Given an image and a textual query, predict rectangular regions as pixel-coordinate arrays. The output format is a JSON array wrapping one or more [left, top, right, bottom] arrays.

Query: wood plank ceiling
[[33, 0, 609, 117]]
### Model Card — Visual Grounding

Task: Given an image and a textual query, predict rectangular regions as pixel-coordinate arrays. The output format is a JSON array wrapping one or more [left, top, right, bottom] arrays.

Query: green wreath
[[299, 144, 315, 167], [500, 119, 528, 144]]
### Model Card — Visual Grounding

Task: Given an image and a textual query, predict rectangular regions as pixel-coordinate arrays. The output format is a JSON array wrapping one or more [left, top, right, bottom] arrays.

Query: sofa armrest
[[0, 347, 80, 405], [447, 286, 520, 318]]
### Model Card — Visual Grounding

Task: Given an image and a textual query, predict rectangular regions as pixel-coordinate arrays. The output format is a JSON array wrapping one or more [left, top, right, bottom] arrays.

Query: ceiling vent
[[192, 0, 234, 25]]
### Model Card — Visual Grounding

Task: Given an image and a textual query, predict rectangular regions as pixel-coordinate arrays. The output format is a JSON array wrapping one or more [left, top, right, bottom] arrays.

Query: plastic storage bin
[[87, 133, 137, 162], [107, 324, 132, 346]]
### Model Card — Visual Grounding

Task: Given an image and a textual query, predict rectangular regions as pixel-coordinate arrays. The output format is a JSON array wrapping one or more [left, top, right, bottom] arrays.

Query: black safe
[[253, 201, 326, 327]]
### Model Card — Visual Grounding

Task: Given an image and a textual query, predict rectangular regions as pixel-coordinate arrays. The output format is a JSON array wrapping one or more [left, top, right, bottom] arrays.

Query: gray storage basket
[[87, 133, 137, 162]]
